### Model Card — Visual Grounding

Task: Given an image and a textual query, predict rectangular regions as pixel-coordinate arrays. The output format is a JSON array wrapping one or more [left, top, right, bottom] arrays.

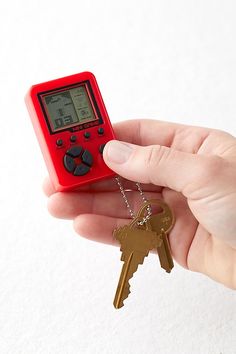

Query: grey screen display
[[43, 85, 97, 132]]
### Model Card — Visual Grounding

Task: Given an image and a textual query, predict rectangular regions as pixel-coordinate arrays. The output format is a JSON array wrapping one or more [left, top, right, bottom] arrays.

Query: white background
[[0, 1, 236, 353]]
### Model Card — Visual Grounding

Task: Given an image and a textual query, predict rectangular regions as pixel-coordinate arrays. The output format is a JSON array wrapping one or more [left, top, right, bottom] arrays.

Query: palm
[[44, 120, 236, 289]]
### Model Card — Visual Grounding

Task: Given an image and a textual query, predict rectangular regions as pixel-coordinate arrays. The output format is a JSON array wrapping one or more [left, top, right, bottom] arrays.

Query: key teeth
[[114, 253, 147, 309], [120, 289, 131, 309], [116, 269, 137, 308], [114, 271, 136, 309], [121, 252, 148, 263], [114, 285, 131, 309], [114, 300, 125, 309]]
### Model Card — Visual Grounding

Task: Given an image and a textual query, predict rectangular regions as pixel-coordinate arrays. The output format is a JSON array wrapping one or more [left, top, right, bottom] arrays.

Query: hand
[[43, 120, 236, 290]]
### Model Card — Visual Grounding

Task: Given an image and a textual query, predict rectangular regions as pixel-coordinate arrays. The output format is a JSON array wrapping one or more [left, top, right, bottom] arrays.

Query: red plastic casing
[[25, 72, 116, 191]]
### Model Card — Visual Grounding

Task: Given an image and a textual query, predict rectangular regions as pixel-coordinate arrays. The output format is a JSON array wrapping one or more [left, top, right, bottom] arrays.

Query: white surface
[[0, 1, 236, 353]]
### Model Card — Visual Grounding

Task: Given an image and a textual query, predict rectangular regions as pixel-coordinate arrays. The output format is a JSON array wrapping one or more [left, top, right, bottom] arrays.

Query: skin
[[43, 119, 236, 290]]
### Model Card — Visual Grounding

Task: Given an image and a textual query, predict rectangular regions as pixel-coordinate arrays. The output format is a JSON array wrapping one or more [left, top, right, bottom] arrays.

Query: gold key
[[113, 216, 161, 309], [158, 229, 174, 273], [137, 199, 175, 273]]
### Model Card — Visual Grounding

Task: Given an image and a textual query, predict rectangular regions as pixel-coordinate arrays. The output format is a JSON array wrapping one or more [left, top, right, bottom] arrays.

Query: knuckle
[[145, 145, 170, 169], [198, 155, 224, 183]]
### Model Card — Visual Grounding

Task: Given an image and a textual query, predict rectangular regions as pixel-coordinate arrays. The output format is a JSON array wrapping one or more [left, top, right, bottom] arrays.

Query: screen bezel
[[38, 80, 103, 135]]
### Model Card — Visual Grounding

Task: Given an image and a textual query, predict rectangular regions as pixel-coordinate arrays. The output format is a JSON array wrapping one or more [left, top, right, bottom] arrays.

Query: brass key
[[113, 217, 161, 309], [158, 229, 174, 273], [137, 199, 175, 273]]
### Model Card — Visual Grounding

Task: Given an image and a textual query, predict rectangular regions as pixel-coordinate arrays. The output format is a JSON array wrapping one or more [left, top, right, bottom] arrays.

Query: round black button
[[70, 135, 77, 143], [84, 132, 90, 139], [99, 143, 106, 154], [98, 127, 104, 135], [56, 139, 63, 147]]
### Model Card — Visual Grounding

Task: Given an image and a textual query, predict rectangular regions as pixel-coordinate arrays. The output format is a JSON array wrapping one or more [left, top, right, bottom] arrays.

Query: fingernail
[[106, 140, 133, 164]]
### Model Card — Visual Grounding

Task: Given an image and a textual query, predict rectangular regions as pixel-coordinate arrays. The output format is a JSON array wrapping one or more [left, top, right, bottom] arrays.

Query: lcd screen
[[43, 85, 97, 132]]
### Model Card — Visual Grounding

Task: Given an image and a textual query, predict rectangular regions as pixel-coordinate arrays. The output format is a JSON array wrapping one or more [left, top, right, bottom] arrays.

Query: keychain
[[113, 177, 175, 309], [25, 71, 175, 309]]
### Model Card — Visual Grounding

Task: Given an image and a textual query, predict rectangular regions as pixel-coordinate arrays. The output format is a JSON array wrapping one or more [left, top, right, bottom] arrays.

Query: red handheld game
[[25, 72, 116, 191]]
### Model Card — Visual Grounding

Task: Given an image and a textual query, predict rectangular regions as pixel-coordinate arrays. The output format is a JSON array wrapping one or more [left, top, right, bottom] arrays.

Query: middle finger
[[47, 190, 161, 220]]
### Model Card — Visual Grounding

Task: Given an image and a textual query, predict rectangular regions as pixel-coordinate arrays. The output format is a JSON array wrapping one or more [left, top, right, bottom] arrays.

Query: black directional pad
[[81, 150, 93, 167], [63, 145, 93, 176], [64, 155, 76, 172], [73, 163, 90, 176], [66, 146, 83, 158]]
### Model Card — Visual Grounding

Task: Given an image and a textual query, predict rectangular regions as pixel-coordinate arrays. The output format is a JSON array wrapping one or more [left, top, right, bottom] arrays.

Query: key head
[[135, 199, 175, 235], [113, 225, 128, 243], [149, 204, 175, 235], [114, 218, 161, 254], [121, 227, 157, 253]]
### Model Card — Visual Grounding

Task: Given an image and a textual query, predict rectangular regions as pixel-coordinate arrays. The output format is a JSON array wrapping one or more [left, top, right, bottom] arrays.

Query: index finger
[[114, 119, 212, 153]]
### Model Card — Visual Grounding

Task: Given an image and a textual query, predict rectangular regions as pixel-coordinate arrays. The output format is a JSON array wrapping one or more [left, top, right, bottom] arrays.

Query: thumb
[[103, 140, 223, 198]]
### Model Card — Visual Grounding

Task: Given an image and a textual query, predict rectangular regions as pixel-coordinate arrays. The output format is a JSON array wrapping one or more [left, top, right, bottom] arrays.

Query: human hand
[[43, 120, 236, 289]]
